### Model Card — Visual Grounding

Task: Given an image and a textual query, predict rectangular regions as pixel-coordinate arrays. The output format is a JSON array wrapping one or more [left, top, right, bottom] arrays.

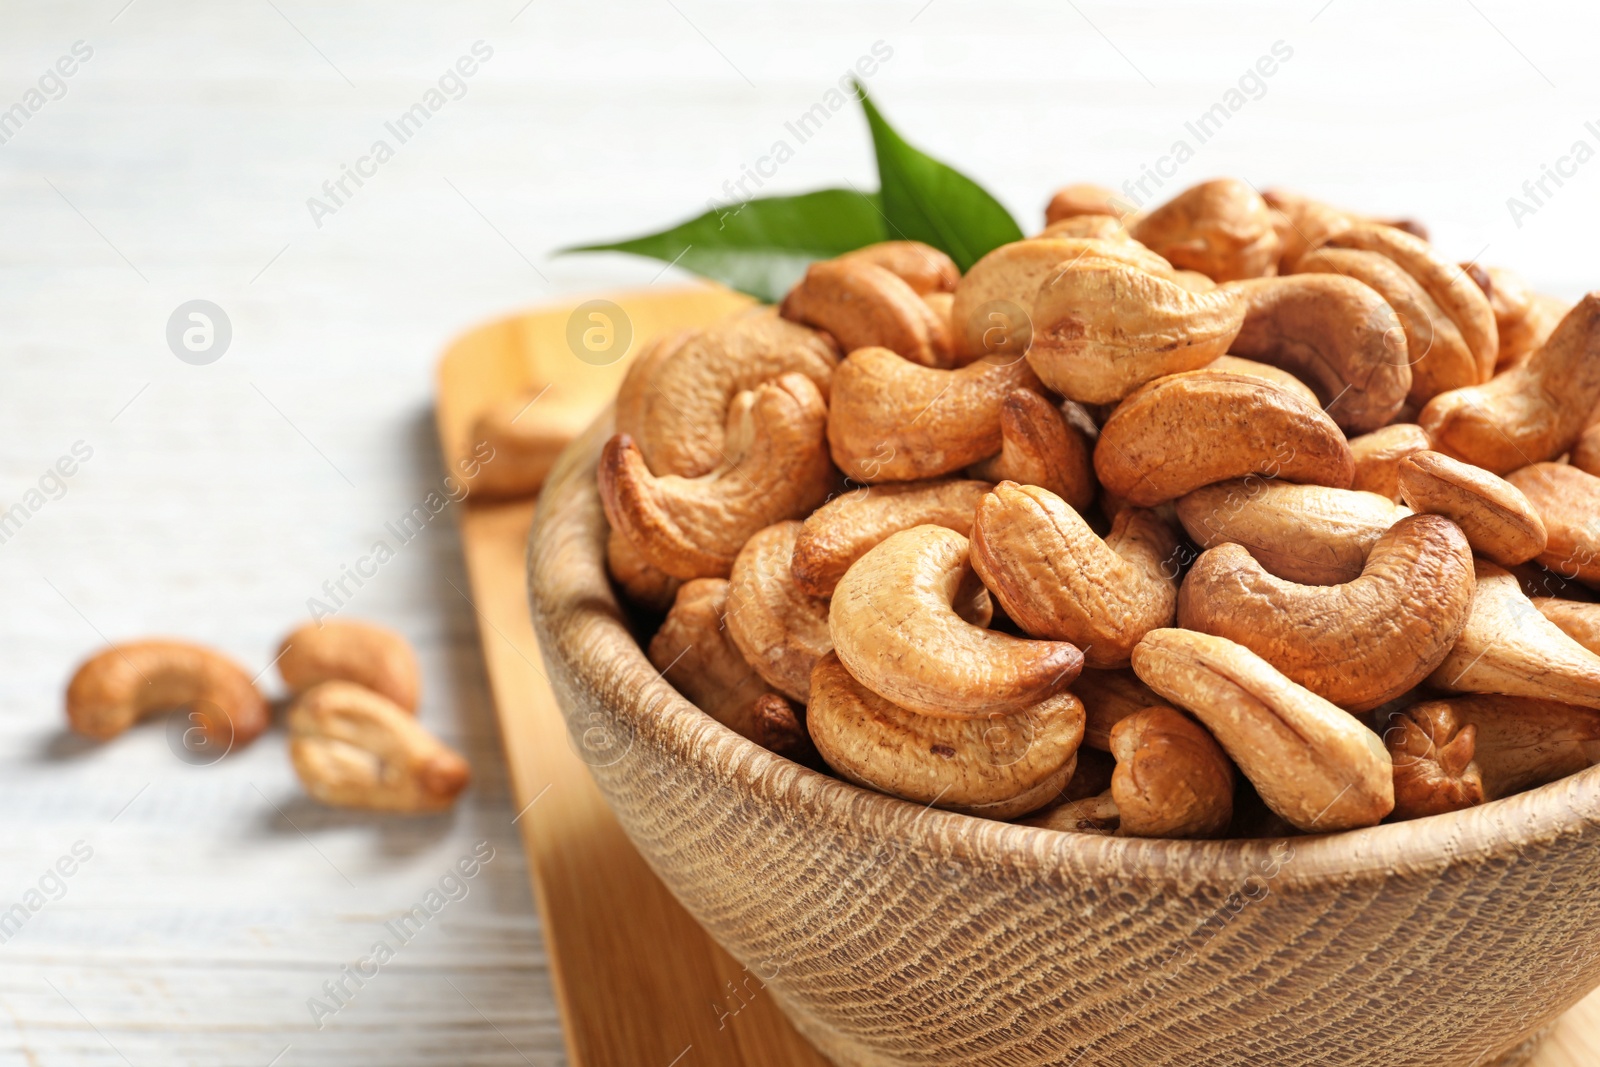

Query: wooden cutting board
[[435, 286, 1600, 1067]]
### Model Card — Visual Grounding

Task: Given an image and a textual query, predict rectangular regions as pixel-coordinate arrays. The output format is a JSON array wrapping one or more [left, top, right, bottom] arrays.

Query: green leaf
[[561, 188, 888, 303], [856, 82, 1023, 272]]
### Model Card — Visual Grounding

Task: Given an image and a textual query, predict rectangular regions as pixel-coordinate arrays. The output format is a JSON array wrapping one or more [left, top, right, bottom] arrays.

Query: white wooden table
[[2, 1, 1597, 1063]]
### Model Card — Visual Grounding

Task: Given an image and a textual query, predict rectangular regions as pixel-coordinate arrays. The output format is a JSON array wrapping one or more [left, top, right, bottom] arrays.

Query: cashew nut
[[826, 344, 1043, 483], [1571, 423, 1600, 479], [1261, 188, 1356, 272], [1467, 264, 1567, 370], [1420, 294, 1600, 474], [1094, 370, 1355, 506], [837, 240, 959, 295], [971, 482, 1179, 669], [806, 652, 1083, 818], [66, 640, 269, 747], [967, 389, 1096, 513], [1224, 273, 1412, 432], [1038, 214, 1130, 241], [1131, 628, 1394, 832], [789, 478, 992, 598], [277, 619, 421, 713], [1108, 704, 1235, 838], [1383, 702, 1484, 821], [613, 308, 838, 478], [1428, 560, 1600, 709], [1178, 514, 1475, 711], [726, 521, 831, 702], [1505, 462, 1600, 585], [1045, 183, 1136, 225], [1020, 789, 1121, 835], [1071, 667, 1161, 751], [600, 373, 836, 579], [1533, 597, 1600, 655], [1202, 355, 1320, 408], [287, 681, 470, 812], [1348, 422, 1432, 502], [463, 390, 594, 499], [780, 257, 953, 368], [606, 526, 682, 614], [1025, 253, 1248, 403], [1175, 479, 1410, 586], [1128, 179, 1281, 282], [1395, 451, 1546, 566], [1402, 695, 1600, 803], [829, 525, 1081, 717]]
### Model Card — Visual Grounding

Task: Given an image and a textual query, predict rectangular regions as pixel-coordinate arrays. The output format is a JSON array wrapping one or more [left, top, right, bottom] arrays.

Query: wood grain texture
[[524, 291, 1600, 1066]]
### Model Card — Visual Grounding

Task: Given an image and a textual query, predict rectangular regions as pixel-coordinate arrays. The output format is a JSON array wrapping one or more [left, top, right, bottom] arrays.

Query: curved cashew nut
[[1405, 695, 1600, 803], [780, 258, 953, 368], [66, 640, 269, 747], [1505, 462, 1600, 585], [1202, 355, 1320, 408], [463, 390, 595, 500], [613, 308, 838, 478], [837, 241, 959, 295], [1397, 451, 1546, 566], [971, 482, 1180, 669], [1045, 183, 1138, 225], [1129, 179, 1281, 282], [1348, 422, 1432, 502], [726, 521, 831, 702], [1322, 223, 1498, 379], [1177, 514, 1476, 711], [648, 578, 812, 761], [1224, 273, 1412, 432], [1025, 255, 1248, 404], [1428, 560, 1600, 709], [1094, 370, 1355, 507], [1108, 705, 1235, 838], [826, 344, 1043, 483], [606, 526, 682, 614], [1534, 598, 1600, 656], [278, 619, 420, 713], [288, 681, 471, 812], [1383, 702, 1484, 821], [807, 652, 1083, 818], [968, 389, 1096, 513], [1130, 628, 1394, 832], [1466, 263, 1568, 371], [1176, 479, 1410, 586], [790, 478, 993, 598], [1070, 667, 1161, 751], [829, 525, 1082, 717], [1420, 293, 1600, 474], [1038, 214, 1130, 241], [1293, 246, 1478, 405], [600, 373, 836, 579], [1262, 189, 1429, 271]]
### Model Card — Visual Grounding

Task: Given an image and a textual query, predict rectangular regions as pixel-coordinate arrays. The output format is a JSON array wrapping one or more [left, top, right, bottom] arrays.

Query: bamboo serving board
[[435, 286, 1600, 1067]]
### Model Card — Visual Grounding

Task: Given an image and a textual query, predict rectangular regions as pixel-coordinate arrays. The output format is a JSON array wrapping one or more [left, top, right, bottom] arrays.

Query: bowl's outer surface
[[530, 415, 1600, 1067]]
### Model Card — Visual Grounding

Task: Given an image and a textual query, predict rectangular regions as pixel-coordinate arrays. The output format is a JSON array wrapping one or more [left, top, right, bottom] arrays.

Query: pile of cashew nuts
[[591, 176, 1600, 840], [64, 621, 470, 813]]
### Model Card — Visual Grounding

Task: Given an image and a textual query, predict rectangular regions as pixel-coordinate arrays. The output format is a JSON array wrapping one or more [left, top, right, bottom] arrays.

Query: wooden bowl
[[528, 415, 1600, 1067]]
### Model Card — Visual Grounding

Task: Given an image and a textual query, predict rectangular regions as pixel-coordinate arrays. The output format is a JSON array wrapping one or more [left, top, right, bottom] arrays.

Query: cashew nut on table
[[594, 178, 1600, 838]]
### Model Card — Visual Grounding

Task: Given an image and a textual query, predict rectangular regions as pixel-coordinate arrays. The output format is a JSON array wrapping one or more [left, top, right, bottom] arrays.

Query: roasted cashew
[[1026, 254, 1248, 404], [613, 308, 838, 478], [463, 390, 595, 499], [826, 345, 1043, 483], [1176, 479, 1410, 586], [790, 478, 992, 598], [1224, 273, 1412, 433], [1466, 264, 1567, 370], [1383, 702, 1484, 821], [1129, 179, 1281, 282], [1348, 422, 1432, 502], [1202, 355, 1320, 408], [606, 526, 681, 614], [1038, 214, 1130, 241], [1108, 704, 1235, 838], [1094, 370, 1355, 507], [1505, 463, 1600, 585], [1403, 695, 1600, 803], [1571, 424, 1600, 478], [829, 525, 1081, 717], [726, 521, 831, 702], [1071, 667, 1161, 751], [288, 681, 470, 812], [837, 240, 959, 295], [1045, 183, 1137, 225], [807, 652, 1083, 818], [971, 482, 1179, 669], [967, 389, 1096, 513], [1131, 628, 1394, 832], [1533, 598, 1600, 655], [648, 578, 810, 760], [278, 619, 421, 713], [1397, 451, 1546, 566], [1179, 514, 1474, 711], [1262, 188, 1355, 272], [1020, 790, 1121, 835], [66, 639, 269, 747], [1293, 246, 1478, 405], [1420, 294, 1600, 474], [780, 258, 953, 368], [1428, 561, 1600, 709], [600, 373, 836, 579]]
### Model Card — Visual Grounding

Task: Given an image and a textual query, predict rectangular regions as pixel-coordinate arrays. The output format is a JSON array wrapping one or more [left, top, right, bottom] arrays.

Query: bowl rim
[[530, 413, 1600, 894]]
